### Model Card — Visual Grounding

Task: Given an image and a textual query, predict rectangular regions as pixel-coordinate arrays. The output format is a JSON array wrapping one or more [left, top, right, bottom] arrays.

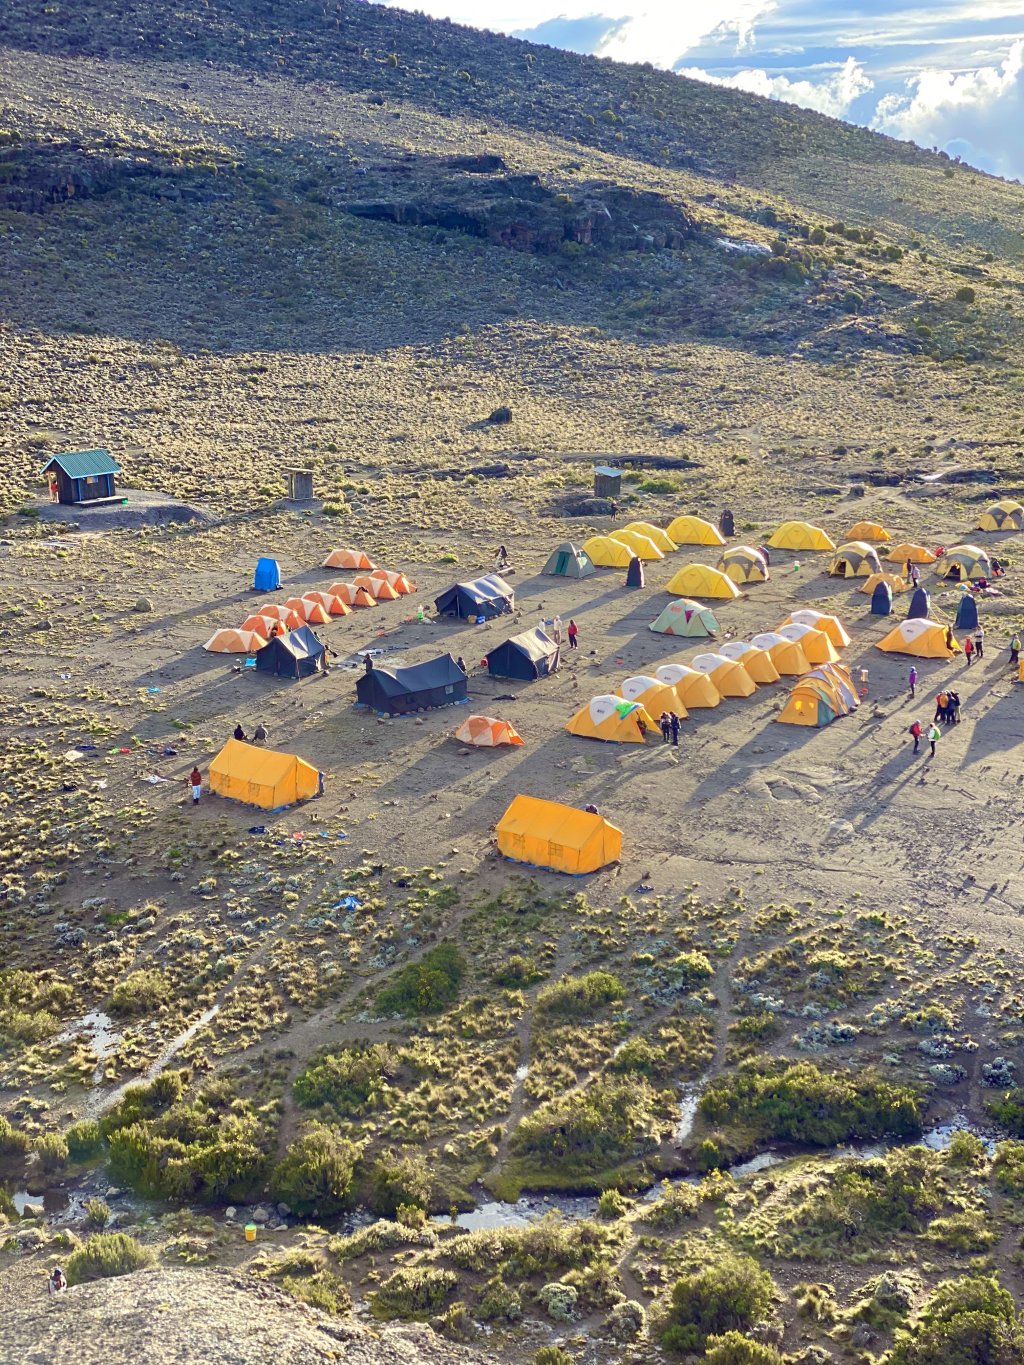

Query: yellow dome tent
[[624, 521, 677, 553], [717, 545, 769, 583], [876, 618, 960, 658], [613, 528, 664, 561], [777, 622, 840, 664], [777, 674, 845, 727], [566, 695, 655, 743], [204, 628, 268, 654], [782, 610, 852, 650], [811, 662, 860, 712], [665, 564, 741, 600], [689, 652, 757, 697], [617, 675, 689, 721], [750, 632, 813, 676], [666, 515, 725, 546], [718, 640, 781, 684], [210, 738, 320, 809], [845, 520, 892, 543], [937, 545, 991, 580], [582, 535, 634, 568], [886, 542, 936, 565], [767, 521, 835, 552], [977, 500, 1024, 532], [496, 795, 622, 874], [860, 572, 907, 596], [829, 541, 882, 578], [655, 663, 721, 709]]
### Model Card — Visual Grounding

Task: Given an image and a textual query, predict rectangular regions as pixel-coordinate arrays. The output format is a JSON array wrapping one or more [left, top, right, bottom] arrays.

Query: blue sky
[[382, 1, 1024, 179]]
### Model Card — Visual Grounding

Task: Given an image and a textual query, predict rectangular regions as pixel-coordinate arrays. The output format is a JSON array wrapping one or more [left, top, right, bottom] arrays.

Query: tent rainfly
[[581, 535, 634, 568], [689, 652, 757, 697], [204, 628, 267, 653], [434, 575, 514, 620], [255, 625, 327, 678], [323, 548, 375, 570], [666, 515, 725, 546], [749, 632, 812, 676], [777, 622, 839, 665], [876, 618, 960, 658], [612, 529, 664, 562], [454, 715, 524, 747], [369, 569, 416, 594], [717, 546, 769, 583], [977, 500, 1024, 532], [664, 564, 741, 600], [783, 610, 852, 649], [356, 653, 467, 714], [767, 522, 835, 552], [860, 572, 907, 596], [617, 675, 689, 721], [542, 543, 595, 578], [649, 598, 719, 637], [936, 545, 991, 581], [718, 640, 781, 684], [623, 521, 677, 553], [566, 695, 655, 743], [829, 542, 882, 578], [496, 795, 622, 874], [887, 543, 936, 565], [845, 521, 892, 543]]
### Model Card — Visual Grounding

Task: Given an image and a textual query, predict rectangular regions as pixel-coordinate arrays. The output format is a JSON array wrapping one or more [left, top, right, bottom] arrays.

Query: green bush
[[699, 1059, 921, 1146], [608, 1035, 671, 1078], [35, 1131, 69, 1173], [889, 1275, 1024, 1365], [376, 944, 465, 1016], [66, 1233, 153, 1284], [0, 1113, 29, 1154], [66, 1120, 103, 1161], [293, 1044, 395, 1114], [636, 476, 681, 495], [954, 286, 976, 304], [986, 1088, 1024, 1135], [534, 1350, 573, 1365], [492, 955, 544, 988], [705, 1332, 785, 1365], [992, 1140, 1024, 1194], [597, 1187, 629, 1219], [109, 969, 172, 1016], [668, 951, 714, 991], [371, 1266, 458, 1320], [477, 1277, 523, 1321], [269, 1124, 359, 1218], [535, 971, 625, 1020], [368, 1151, 432, 1217], [85, 1198, 110, 1228], [511, 1077, 662, 1172], [663, 1253, 775, 1352], [448, 1214, 609, 1277]]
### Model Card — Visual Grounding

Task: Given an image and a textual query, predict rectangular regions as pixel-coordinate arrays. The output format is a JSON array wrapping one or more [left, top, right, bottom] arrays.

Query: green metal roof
[[41, 448, 122, 479]]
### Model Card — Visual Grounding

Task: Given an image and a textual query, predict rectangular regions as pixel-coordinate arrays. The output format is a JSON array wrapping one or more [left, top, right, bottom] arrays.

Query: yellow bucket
[[244, 1223, 257, 1242]]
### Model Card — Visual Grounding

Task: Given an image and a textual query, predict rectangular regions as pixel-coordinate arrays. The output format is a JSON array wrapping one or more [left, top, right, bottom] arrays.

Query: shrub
[[535, 971, 625, 1020], [66, 1233, 153, 1284], [643, 1179, 700, 1228], [705, 1332, 785, 1365], [668, 951, 714, 991], [0, 1113, 29, 1155], [448, 1214, 609, 1277], [35, 1131, 69, 1174], [270, 1125, 358, 1218], [992, 1140, 1024, 1194], [538, 1280, 578, 1321], [293, 1044, 395, 1114], [372, 1266, 458, 1320], [109, 969, 171, 1015], [954, 286, 976, 304], [986, 1088, 1024, 1135], [66, 1120, 103, 1161], [884, 244, 904, 261], [608, 1035, 671, 1078], [477, 1277, 523, 1321], [606, 1298, 646, 1341], [510, 1077, 662, 1172], [85, 1198, 110, 1229], [841, 291, 864, 313], [376, 944, 465, 1016], [597, 1187, 629, 1219], [367, 1151, 431, 1217], [663, 1253, 775, 1353], [329, 1218, 437, 1260], [636, 476, 681, 495], [534, 1350, 573, 1365], [699, 1059, 921, 1146], [101, 1072, 185, 1136], [492, 955, 544, 988], [279, 1270, 351, 1314], [889, 1275, 1024, 1365]]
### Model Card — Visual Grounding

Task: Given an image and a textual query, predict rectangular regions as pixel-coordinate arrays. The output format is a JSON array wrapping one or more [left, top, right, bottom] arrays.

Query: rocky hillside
[[4, 1265, 495, 1365]]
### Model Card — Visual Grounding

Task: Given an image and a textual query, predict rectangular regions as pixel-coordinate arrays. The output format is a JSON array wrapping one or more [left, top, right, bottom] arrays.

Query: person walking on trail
[[928, 722, 941, 758], [1011, 634, 1021, 666], [964, 636, 974, 667], [975, 626, 985, 659], [189, 767, 202, 805], [659, 712, 672, 744], [670, 711, 681, 747], [909, 719, 922, 754], [567, 619, 579, 650], [933, 692, 948, 724], [908, 665, 918, 698]]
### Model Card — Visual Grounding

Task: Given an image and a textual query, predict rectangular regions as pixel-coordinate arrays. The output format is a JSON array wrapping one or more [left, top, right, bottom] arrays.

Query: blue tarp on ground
[[253, 557, 281, 591]]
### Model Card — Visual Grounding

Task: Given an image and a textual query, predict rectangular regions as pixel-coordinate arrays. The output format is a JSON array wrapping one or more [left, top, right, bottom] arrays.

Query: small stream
[[55, 1010, 124, 1085], [80, 1004, 221, 1118]]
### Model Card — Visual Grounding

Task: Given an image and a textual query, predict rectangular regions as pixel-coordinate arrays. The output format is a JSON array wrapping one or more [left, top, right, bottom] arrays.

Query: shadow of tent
[[959, 677, 1024, 767], [678, 705, 827, 806]]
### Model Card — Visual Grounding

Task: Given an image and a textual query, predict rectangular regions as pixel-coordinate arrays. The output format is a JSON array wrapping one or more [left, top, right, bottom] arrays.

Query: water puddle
[[56, 1011, 124, 1084], [514, 1064, 529, 1083], [675, 1085, 702, 1143], [82, 1004, 220, 1117]]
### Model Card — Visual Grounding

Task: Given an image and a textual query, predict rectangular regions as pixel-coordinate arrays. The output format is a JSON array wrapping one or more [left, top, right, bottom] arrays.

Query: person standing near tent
[[1011, 634, 1021, 666], [909, 719, 922, 754], [905, 559, 912, 581], [659, 712, 671, 744], [975, 625, 984, 659], [948, 689, 961, 724], [670, 712, 681, 748], [910, 565, 920, 589], [964, 636, 974, 667], [189, 766, 202, 805], [944, 625, 955, 652], [908, 665, 918, 698], [927, 722, 941, 759], [933, 691, 947, 724], [567, 619, 579, 650], [552, 614, 562, 646]]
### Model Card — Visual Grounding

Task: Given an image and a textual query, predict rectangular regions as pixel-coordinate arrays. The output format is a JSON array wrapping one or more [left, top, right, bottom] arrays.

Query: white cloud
[[871, 38, 1024, 177], [680, 55, 874, 116], [594, 0, 777, 66]]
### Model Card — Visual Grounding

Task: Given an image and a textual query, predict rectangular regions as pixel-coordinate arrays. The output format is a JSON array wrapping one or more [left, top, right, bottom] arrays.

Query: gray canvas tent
[[543, 542, 595, 578]]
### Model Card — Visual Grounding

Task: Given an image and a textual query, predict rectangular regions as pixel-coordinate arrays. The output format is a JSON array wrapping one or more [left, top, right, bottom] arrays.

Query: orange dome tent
[[242, 613, 281, 636], [285, 597, 331, 625], [369, 569, 416, 594], [260, 605, 304, 631], [886, 543, 936, 565], [323, 548, 375, 570], [327, 583, 378, 609], [454, 715, 524, 747], [354, 574, 401, 601], [302, 591, 352, 617], [204, 628, 268, 653]]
